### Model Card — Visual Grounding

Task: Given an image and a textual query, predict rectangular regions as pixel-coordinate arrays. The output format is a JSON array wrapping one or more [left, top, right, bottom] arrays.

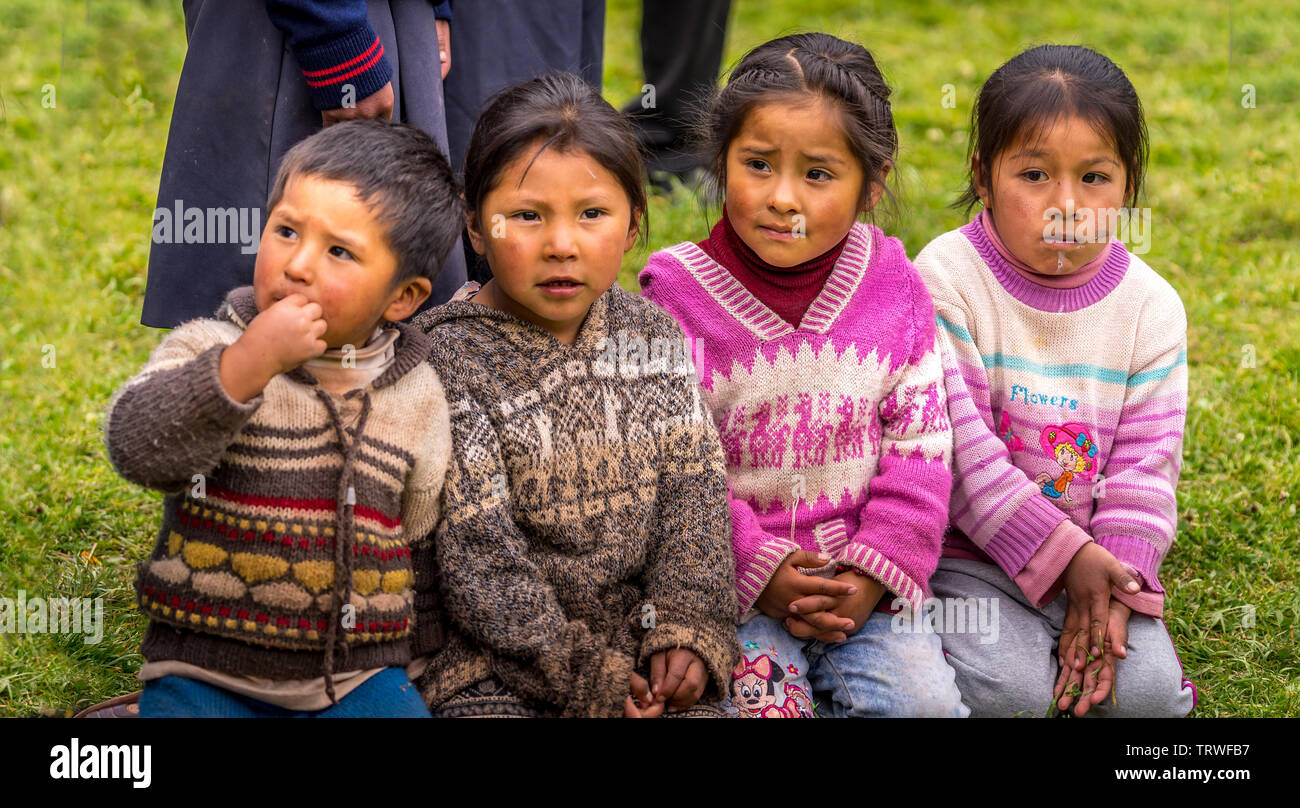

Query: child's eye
[[746, 158, 771, 173], [1082, 171, 1108, 184], [1022, 169, 1048, 182], [512, 211, 540, 222], [329, 245, 355, 260], [807, 168, 832, 182], [580, 208, 605, 220], [275, 225, 297, 239]]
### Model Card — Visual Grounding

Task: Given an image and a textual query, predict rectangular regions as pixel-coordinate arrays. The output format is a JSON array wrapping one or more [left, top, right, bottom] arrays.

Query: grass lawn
[[0, 0, 1295, 716]]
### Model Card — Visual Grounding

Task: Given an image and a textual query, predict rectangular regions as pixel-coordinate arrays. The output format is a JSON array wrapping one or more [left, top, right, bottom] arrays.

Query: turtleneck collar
[[697, 207, 850, 327], [962, 213, 1130, 313]]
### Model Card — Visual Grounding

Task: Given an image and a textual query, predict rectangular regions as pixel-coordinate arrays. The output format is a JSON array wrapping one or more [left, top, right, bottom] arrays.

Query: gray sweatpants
[[929, 557, 1196, 718]]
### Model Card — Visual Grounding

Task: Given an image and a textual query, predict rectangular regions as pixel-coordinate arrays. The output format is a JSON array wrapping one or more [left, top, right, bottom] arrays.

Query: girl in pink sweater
[[915, 45, 1195, 717], [640, 33, 966, 717]]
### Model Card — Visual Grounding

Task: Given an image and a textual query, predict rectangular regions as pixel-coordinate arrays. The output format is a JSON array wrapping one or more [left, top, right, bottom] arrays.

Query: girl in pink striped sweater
[[641, 33, 967, 717], [915, 45, 1196, 717]]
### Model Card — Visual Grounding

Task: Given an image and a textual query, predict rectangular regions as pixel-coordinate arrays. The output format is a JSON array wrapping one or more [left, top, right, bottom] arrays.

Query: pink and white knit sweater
[[640, 222, 953, 616], [914, 217, 1188, 616]]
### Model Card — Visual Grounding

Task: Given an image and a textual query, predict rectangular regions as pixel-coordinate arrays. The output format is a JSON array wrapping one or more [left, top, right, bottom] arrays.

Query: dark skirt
[[141, 0, 466, 328]]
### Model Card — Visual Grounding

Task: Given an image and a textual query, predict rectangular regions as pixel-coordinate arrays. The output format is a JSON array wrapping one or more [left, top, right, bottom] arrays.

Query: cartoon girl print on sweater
[[729, 654, 815, 718], [1033, 422, 1099, 505]]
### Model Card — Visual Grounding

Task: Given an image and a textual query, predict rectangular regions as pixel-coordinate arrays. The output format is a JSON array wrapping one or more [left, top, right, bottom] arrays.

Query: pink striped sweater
[[914, 217, 1188, 616], [640, 222, 953, 616]]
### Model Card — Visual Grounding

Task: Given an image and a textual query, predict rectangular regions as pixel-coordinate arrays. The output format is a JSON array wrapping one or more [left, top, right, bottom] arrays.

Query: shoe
[[74, 691, 141, 718]]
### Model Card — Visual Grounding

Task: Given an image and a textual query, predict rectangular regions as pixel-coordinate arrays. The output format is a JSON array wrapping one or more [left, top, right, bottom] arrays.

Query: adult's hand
[[321, 81, 394, 127], [436, 19, 451, 79]]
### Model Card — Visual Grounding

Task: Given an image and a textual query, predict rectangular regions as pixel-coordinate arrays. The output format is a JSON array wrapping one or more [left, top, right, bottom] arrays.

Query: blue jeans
[[138, 667, 431, 718], [726, 611, 970, 718]]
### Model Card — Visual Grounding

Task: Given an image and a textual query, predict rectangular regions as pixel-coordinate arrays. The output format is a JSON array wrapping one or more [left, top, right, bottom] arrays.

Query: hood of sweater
[[411, 281, 619, 355], [218, 285, 434, 391]]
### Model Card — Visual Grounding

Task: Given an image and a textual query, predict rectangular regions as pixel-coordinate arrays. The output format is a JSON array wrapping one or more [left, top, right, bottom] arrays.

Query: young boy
[[105, 120, 462, 717]]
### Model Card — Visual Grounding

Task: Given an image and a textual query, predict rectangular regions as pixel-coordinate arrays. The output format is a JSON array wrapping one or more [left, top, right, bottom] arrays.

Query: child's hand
[[220, 294, 328, 402], [1057, 543, 1140, 672], [785, 569, 886, 643], [1054, 542, 1139, 716], [756, 550, 858, 626], [648, 648, 709, 713], [1054, 599, 1131, 716], [625, 672, 664, 718]]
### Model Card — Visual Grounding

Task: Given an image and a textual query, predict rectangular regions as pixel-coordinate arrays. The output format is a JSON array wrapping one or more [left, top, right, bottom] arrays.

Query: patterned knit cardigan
[[411, 284, 740, 718], [915, 220, 1188, 616], [639, 222, 954, 615], [105, 287, 452, 684]]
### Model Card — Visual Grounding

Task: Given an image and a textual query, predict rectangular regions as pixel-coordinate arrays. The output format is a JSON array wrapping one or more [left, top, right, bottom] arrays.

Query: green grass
[[1, 0, 1296, 716]]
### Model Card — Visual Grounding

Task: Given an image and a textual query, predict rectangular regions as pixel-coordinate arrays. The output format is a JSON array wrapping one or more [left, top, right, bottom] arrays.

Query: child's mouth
[[538, 279, 583, 298], [760, 226, 795, 241]]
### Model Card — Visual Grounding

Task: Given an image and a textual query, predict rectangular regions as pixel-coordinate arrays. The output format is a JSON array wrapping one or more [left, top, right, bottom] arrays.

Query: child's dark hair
[[462, 72, 647, 240], [699, 33, 898, 219], [957, 44, 1148, 214], [267, 119, 464, 286]]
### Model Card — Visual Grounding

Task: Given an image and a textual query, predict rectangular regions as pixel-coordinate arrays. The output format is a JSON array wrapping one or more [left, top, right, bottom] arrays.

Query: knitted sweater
[[639, 222, 953, 616], [412, 285, 740, 718], [105, 287, 452, 683], [265, 0, 396, 110], [914, 218, 1188, 616]]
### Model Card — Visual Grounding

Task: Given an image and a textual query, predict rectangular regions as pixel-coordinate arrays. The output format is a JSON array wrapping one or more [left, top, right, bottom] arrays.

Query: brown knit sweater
[[412, 284, 740, 717], [105, 287, 452, 685]]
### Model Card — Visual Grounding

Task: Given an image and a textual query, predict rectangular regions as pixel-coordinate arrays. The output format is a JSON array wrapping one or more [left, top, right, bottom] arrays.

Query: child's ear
[[623, 209, 642, 252], [465, 200, 487, 255], [972, 153, 991, 208], [384, 276, 433, 322], [863, 162, 892, 212]]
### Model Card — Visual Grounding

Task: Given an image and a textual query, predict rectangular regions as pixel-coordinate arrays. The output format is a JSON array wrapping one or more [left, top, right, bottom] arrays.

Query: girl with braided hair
[[640, 33, 968, 717]]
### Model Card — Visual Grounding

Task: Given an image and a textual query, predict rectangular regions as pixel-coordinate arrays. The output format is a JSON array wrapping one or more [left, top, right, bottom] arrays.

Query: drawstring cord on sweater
[[316, 388, 373, 705]]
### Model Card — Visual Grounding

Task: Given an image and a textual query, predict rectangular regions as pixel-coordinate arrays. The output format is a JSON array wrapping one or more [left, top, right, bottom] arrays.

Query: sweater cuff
[[1012, 521, 1092, 608], [982, 493, 1071, 577], [432, 1, 452, 20], [1095, 535, 1166, 616], [584, 649, 636, 718], [835, 544, 925, 614], [639, 620, 740, 704], [294, 23, 393, 111], [734, 536, 801, 616]]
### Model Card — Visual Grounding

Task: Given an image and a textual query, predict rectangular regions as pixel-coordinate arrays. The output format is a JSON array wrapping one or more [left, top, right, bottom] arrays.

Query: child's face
[[975, 115, 1128, 276], [253, 175, 429, 349], [467, 143, 637, 344], [723, 96, 879, 267]]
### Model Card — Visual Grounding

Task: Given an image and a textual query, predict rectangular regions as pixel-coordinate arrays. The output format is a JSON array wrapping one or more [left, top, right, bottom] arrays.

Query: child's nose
[[544, 222, 579, 259], [767, 173, 800, 214], [283, 247, 315, 283]]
